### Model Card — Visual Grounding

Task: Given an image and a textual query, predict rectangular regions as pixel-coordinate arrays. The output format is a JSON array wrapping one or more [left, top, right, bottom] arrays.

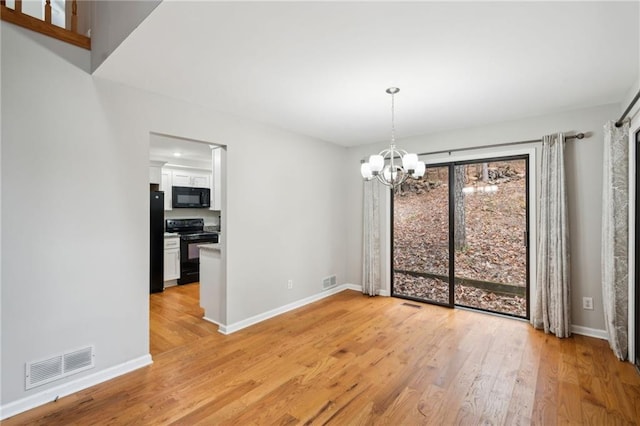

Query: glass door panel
[[392, 165, 452, 306], [453, 159, 528, 317]]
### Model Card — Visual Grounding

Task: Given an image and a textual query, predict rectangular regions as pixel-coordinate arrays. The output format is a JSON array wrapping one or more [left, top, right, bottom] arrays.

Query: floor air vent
[[322, 275, 337, 289], [26, 346, 95, 390], [402, 302, 423, 309]]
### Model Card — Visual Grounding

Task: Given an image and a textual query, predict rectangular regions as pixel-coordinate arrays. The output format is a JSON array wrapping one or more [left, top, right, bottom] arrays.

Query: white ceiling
[[96, 1, 639, 147], [149, 133, 216, 167]]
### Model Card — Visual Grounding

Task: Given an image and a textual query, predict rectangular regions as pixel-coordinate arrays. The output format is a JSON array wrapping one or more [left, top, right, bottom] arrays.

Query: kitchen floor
[[149, 283, 219, 356]]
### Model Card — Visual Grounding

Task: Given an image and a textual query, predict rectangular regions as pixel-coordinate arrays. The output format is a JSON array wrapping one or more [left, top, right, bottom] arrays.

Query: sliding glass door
[[392, 165, 452, 307], [392, 156, 529, 318]]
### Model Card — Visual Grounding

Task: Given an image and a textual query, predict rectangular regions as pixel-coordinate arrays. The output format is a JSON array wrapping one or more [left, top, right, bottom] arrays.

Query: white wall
[[346, 103, 621, 332], [90, 0, 161, 72], [1, 23, 149, 408], [1, 22, 348, 410]]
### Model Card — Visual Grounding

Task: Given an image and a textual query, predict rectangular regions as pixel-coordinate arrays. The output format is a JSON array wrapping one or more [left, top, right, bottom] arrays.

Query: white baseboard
[[343, 283, 389, 296], [219, 284, 364, 334], [0, 354, 152, 421], [216, 283, 390, 335], [202, 316, 223, 328], [571, 325, 608, 340], [343, 283, 362, 291], [340, 287, 606, 340]]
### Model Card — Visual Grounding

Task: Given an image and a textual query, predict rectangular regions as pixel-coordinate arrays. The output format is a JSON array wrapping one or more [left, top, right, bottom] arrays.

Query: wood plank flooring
[[5, 286, 640, 425], [149, 284, 219, 356]]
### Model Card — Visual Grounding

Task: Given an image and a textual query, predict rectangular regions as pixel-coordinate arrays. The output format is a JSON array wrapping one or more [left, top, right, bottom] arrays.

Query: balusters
[[71, 0, 77, 33], [44, 0, 51, 24], [1, 0, 91, 49]]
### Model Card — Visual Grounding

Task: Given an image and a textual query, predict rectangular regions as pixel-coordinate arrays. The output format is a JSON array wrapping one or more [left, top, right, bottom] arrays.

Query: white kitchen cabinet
[[172, 171, 191, 187], [160, 171, 172, 210], [191, 174, 209, 188], [164, 236, 180, 282], [172, 170, 210, 188], [149, 161, 166, 184], [149, 167, 161, 184], [210, 148, 223, 211]]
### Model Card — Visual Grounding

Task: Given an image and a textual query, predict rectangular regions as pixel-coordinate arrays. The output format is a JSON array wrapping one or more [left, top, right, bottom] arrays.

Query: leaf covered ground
[[393, 161, 528, 317]]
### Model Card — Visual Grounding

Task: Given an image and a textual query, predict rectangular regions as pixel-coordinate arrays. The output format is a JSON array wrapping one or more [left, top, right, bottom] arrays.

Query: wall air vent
[[26, 356, 63, 389], [322, 275, 337, 290], [64, 347, 94, 373], [25, 346, 95, 390]]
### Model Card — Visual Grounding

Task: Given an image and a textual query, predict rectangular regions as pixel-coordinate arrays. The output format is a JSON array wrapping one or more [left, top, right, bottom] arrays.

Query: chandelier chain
[[390, 91, 396, 146]]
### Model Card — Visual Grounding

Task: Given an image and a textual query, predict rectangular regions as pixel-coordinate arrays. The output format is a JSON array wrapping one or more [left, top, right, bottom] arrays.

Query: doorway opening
[[149, 132, 225, 356], [392, 155, 529, 318]]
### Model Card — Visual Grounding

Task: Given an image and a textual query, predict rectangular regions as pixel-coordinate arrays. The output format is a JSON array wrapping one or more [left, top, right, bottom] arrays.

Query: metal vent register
[[322, 275, 337, 289], [25, 346, 95, 389]]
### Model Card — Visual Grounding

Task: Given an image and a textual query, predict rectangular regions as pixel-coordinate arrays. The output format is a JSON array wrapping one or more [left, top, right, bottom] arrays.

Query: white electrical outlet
[[582, 297, 594, 310], [287, 279, 293, 290]]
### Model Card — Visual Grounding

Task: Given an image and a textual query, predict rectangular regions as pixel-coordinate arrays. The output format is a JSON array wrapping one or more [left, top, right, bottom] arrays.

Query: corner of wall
[[91, 0, 162, 72]]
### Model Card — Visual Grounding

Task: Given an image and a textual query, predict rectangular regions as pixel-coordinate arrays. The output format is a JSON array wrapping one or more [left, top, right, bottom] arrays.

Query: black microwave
[[172, 186, 210, 208]]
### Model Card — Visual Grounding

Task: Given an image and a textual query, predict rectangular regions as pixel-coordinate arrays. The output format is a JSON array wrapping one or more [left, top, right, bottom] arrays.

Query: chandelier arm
[[378, 148, 392, 158]]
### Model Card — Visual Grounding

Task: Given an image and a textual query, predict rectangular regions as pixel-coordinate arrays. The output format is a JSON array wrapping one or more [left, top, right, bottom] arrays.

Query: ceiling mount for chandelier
[[360, 87, 425, 187]]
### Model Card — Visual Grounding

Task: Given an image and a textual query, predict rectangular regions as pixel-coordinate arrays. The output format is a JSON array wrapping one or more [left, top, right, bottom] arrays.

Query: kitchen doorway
[[149, 132, 224, 355], [392, 155, 529, 318]]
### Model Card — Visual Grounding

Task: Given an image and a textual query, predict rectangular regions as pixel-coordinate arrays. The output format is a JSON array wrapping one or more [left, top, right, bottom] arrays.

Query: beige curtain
[[601, 120, 629, 360], [532, 133, 571, 338], [362, 179, 380, 296]]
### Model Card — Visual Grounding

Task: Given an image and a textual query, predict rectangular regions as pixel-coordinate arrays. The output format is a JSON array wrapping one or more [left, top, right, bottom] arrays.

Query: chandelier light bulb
[[360, 162, 373, 179], [402, 153, 418, 172], [383, 166, 392, 182], [369, 155, 384, 174], [413, 161, 426, 178]]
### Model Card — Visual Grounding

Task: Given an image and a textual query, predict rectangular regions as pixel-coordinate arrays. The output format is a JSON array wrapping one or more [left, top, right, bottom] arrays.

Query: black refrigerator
[[150, 191, 165, 293]]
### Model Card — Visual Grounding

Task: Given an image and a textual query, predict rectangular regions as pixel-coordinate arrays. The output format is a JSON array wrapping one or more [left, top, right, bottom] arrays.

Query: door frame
[[631, 114, 640, 367], [451, 155, 530, 319], [390, 162, 455, 308], [390, 147, 537, 317]]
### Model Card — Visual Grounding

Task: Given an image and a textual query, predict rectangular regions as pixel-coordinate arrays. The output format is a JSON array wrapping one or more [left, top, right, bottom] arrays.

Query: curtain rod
[[616, 88, 640, 127], [418, 132, 586, 157]]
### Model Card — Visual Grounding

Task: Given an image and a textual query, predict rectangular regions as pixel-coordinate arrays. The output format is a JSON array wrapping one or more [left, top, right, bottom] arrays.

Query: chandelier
[[360, 87, 425, 187]]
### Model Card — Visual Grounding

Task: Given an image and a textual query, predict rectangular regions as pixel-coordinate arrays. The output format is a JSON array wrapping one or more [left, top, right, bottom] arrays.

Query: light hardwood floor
[[149, 283, 219, 356], [5, 285, 640, 425]]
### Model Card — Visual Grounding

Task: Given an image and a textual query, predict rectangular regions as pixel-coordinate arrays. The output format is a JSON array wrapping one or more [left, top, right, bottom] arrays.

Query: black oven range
[[165, 218, 219, 285]]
